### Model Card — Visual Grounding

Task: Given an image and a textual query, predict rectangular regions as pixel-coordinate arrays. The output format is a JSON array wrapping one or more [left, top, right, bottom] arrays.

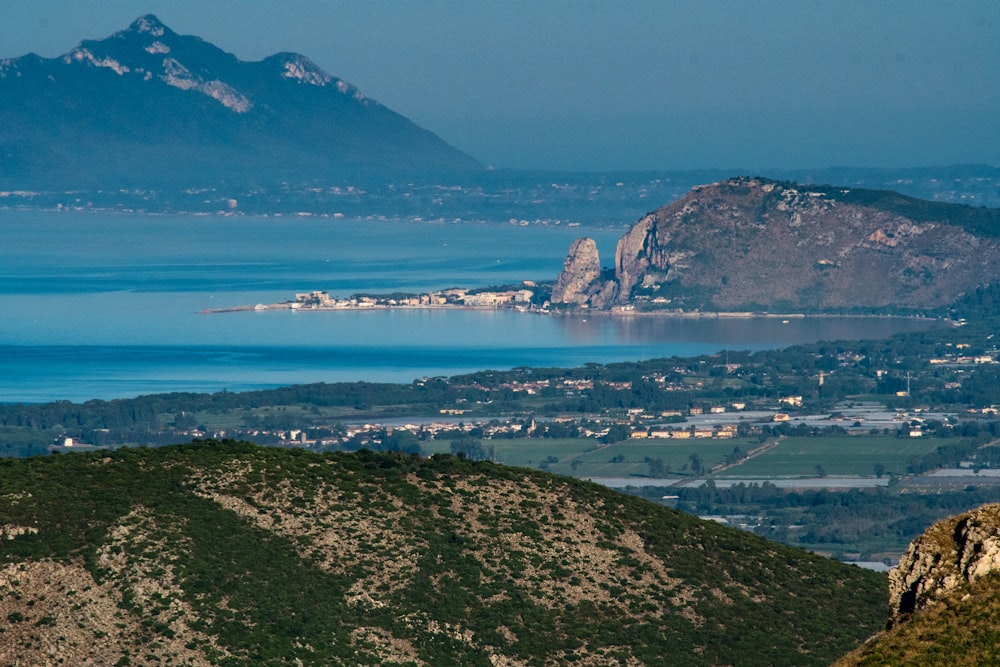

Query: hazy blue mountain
[[0, 15, 483, 188]]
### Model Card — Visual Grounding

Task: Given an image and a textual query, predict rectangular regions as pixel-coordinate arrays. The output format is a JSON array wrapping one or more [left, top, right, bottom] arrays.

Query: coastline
[[201, 299, 947, 323]]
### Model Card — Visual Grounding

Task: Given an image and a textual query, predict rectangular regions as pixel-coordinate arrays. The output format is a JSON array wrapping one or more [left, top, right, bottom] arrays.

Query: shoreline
[[200, 300, 947, 322]]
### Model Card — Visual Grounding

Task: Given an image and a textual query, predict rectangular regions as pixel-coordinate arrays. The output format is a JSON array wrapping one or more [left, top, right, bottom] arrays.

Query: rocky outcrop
[[569, 177, 1000, 312], [550, 237, 618, 308], [889, 503, 1000, 625]]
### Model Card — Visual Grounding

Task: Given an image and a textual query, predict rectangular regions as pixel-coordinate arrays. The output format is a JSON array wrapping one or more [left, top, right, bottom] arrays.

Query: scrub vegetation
[[0, 440, 886, 666]]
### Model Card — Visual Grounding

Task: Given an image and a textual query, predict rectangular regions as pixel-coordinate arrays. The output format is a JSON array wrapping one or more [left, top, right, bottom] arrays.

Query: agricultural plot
[[720, 435, 956, 478], [556, 439, 757, 479], [428, 437, 758, 481], [425, 438, 599, 468], [428, 434, 968, 482]]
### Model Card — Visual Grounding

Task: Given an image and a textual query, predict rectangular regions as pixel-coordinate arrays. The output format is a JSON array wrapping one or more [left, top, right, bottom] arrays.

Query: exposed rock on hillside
[[835, 503, 1000, 667], [561, 177, 1000, 312], [889, 502, 1000, 624]]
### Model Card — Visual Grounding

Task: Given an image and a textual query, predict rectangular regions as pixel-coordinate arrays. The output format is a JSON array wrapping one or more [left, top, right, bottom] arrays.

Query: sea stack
[[550, 237, 618, 308]]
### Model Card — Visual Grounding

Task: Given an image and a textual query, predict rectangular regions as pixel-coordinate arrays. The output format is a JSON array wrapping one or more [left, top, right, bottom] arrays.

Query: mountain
[[552, 177, 1000, 312], [835, 503, 1000, 666], [0, 440, 886, 666], [0, 15, 482, 188]]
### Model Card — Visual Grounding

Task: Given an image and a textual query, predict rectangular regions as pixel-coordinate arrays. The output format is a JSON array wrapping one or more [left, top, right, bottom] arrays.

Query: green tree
[[450, 438, 493, 461], [689, 453, 704, 475], [646, 457, 667, 478]]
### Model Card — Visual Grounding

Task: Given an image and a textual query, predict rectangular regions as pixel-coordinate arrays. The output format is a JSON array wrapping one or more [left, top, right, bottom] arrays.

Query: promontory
[[553, 177, 1000, 313]]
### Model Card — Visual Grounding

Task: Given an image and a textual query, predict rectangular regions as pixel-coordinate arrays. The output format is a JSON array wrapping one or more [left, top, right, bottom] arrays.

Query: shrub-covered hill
[[0, 441, 886, 666]]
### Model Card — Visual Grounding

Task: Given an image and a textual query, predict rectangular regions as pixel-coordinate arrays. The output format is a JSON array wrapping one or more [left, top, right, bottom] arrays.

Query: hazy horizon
[[2, 1, 997, 173]]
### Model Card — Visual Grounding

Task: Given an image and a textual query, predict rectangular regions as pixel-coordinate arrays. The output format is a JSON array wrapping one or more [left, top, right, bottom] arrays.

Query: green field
[[425, 438, 598, 468], [430, 437, 758, 480], [559, 438, 754, 479], [430, 434, 968, 481], [719, 435, 952, 478]]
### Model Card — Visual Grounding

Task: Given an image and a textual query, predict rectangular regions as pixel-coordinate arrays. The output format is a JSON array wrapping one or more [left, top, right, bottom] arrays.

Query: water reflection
[[550, 313, 942, 347]]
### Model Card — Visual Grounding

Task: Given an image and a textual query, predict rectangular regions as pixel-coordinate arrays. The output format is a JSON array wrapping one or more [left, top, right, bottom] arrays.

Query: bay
[[0, 211, 939, 403]]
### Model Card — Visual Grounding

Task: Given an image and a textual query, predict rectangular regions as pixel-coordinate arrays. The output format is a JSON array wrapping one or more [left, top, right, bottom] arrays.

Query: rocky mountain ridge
[[553, 177, 1000, 312], [549, 237, 616, 306], [0, 15, 482, 187]]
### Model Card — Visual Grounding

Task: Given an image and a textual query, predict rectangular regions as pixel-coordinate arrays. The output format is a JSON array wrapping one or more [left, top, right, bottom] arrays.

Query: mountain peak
[[0, 14, 483, 186], [128, 14, 169, 37]]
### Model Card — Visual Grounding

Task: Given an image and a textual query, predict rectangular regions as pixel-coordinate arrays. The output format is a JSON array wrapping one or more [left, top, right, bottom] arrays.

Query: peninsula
[[203, 284, 547, 314], [552, 177, 1000, 313], [206, 177, 1000, 318], [201, 285, 846, 319]]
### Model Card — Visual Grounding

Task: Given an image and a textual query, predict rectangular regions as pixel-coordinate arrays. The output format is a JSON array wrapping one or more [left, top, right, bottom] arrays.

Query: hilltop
[[0, 15, 481, 188], [553, 177, 1000, 313], [0, 441, 886, 666]]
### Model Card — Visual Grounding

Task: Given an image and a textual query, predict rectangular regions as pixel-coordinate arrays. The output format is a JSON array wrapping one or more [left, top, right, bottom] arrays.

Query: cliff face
[[834, 503, 1000, 667], [549, 237, 618, 308], [889, 503, 1000, 624], [555, 177, 1000, 312]]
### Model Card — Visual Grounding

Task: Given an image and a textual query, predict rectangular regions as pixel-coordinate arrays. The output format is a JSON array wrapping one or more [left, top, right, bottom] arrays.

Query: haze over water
[[0, 211, 939, 403]]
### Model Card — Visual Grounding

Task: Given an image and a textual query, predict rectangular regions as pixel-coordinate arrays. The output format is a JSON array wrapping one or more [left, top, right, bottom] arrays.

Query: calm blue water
[[0, 211, 938, 402]]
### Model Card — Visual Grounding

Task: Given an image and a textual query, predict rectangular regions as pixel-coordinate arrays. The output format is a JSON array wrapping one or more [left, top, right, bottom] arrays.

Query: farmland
[[716, 436, 952, 478], [430, 434, 967, 483]]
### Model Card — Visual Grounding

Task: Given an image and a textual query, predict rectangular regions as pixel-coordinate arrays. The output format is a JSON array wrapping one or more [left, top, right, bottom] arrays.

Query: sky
[[1, 1, 998, 172]]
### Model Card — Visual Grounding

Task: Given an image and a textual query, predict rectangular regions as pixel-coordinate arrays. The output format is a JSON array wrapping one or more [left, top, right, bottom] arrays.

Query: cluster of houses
[[631, 423, 740, 440], [289, 286, 537, 311], [213, 419, 535, 449]]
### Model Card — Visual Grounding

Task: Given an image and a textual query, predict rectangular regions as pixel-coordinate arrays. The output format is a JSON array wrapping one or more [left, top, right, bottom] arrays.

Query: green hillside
[[0, 441, 887, 665]]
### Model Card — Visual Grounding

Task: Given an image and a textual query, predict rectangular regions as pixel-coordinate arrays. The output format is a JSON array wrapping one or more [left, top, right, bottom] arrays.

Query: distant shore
[[201, 296, 948, 323], [200, 302, 532, 315]]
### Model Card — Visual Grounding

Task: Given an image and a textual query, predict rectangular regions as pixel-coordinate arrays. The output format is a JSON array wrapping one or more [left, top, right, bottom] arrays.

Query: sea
[[0, 210, 941, 403]]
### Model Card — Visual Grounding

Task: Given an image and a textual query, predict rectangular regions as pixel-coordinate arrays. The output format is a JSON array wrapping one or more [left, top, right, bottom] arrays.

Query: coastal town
[[204, 284, 548, 314], [202, 284, 866, 318]]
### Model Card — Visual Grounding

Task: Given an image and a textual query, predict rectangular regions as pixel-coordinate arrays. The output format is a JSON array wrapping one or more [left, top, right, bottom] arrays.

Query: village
[[220, 285, 544, 314], [163, 362, 964, 452]]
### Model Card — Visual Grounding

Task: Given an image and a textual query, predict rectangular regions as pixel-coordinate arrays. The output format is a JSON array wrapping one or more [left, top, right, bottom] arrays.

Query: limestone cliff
[[835, 503, 1000, 666], [560, 177, 1000, 312], [549, 237, 618, 308], [889, 502, 1000, 625]]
